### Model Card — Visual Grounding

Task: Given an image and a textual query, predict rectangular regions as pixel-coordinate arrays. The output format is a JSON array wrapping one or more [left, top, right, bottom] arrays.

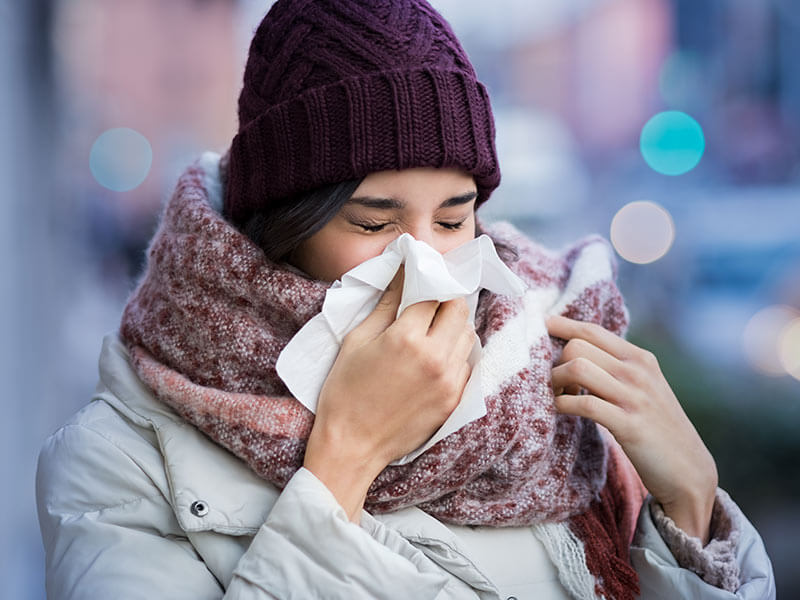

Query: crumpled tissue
[[276, 233, 526, 464]]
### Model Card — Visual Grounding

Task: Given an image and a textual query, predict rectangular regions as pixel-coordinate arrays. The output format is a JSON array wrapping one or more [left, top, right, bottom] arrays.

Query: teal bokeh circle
[[640, 111, 705, 176]]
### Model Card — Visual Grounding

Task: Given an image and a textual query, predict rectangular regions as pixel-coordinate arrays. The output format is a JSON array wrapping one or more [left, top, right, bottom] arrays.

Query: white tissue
[[276, 233, 526, 464]]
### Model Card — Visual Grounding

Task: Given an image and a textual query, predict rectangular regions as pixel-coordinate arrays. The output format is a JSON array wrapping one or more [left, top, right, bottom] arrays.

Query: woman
[[37, 1, 775, 598]]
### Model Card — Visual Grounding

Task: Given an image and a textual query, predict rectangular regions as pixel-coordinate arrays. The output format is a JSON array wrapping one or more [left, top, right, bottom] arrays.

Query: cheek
[[300, 232, 389, 281], [327, 239, 386, 275], [435, 223, 476, 255], [454, 228, 476, 251]]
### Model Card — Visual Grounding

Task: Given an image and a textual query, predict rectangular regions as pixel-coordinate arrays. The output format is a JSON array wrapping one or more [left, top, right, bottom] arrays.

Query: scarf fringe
[[532, 521, 600, 599]]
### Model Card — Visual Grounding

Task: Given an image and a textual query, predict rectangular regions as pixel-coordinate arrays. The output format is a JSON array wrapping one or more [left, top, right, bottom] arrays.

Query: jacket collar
[[95, 331, 279, 535]]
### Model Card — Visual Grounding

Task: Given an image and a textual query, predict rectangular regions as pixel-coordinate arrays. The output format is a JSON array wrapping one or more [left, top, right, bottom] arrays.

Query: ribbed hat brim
[[226, 67, 500, 226]]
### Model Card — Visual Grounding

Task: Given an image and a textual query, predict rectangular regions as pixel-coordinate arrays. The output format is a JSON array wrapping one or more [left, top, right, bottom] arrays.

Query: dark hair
[[240, 177, 365, 263]]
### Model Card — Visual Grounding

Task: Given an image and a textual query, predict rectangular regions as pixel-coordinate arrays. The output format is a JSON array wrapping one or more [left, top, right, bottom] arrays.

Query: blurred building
[[54, 0, 241, 282]]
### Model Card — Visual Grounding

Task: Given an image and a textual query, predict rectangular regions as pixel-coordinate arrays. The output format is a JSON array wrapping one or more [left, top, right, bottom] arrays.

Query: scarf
[[120, 156, 644, 599]]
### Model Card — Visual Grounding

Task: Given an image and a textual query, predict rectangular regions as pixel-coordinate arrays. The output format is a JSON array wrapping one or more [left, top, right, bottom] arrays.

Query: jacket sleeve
[[630, 490, 776, 599], [36, 419, 480, 600]]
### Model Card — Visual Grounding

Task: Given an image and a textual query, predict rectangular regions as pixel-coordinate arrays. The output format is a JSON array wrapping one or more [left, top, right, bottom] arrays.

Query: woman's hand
[[546, 314, 718, 543], [303, 267, 475, 522]]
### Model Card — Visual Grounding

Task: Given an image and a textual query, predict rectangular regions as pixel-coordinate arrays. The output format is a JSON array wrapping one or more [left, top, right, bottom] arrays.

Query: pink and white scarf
[[120, 156, 642, 598]]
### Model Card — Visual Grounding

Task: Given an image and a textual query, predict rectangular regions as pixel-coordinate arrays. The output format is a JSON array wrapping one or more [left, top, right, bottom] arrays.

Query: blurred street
[[2, 0, 798, 597]]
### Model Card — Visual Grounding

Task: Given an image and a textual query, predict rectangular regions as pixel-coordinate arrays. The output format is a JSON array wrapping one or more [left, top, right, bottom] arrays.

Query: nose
[[404, 224, 435, 249]]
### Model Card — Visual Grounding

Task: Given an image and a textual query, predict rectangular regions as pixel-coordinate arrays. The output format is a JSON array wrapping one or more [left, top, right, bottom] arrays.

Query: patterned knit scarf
[[120, 157, 644, 599]]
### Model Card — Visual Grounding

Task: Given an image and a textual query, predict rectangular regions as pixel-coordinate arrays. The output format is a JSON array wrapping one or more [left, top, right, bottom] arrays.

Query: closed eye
[[357, 222, 388, 232], [351, 220, 466, 233], [438, 220, 465, 230]]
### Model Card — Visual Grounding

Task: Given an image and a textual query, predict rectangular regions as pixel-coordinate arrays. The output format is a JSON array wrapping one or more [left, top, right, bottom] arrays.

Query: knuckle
[[373, 292, 397, 311], [637, 348, 659, 368], [632, 389, 651, 408], [568, 357, 593, 378], [376, 290, 396, 309], [432, 362, 466, 397], [560, 341, 575, 362], [575, 393, 599, 417], [626, 366, 652, 393], [439, 376, 461, 400], [628, 361, 648, 383], [461, 322, 476, 342], [577, 320, 599, 336], [618, 361, 639, 382], [340, 329, 362, 349], [562, 338, 588, 361], [423, 354, 447, 379], [388, 327, 417, 352], [454, 298, 470, 320]]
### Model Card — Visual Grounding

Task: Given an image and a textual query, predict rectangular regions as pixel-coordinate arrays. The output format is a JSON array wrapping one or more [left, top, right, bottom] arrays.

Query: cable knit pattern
[[650, 488, 741, 592], [226, 0, 500, 227], [119, 155, 644, 599]]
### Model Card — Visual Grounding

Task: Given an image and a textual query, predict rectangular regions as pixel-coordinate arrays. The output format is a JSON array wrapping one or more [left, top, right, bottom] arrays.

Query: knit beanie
[[225, 0, 500, 227]]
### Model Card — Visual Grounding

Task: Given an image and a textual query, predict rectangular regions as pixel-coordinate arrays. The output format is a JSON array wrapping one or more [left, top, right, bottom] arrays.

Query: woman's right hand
[[302, 267, 475, 521]]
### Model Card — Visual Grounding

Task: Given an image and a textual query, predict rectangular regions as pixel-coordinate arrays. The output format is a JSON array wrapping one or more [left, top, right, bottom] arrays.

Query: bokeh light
[[778, 318, 800, 381], [742, 305, 800, 376], [609, 200, 675, 264], [89, 127, 153, 192], [639, 110, 705, 175]]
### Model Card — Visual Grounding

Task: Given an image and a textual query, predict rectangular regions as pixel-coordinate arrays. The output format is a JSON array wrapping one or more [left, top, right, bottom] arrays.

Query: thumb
[[352, 265, 404, 339]]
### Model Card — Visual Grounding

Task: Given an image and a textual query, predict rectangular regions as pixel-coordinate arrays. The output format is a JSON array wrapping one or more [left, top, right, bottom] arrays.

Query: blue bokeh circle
[[640, 111, 705, 176], [89, 127, 153, 192]]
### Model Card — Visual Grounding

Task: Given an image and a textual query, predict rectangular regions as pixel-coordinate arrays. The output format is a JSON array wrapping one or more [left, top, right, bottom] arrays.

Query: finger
[[557, 337, 624, 379], [554, 392, 627, 434], [546, 314, 634, 360], [353, 267, 405, 338], [457, 360, 472, 397], [450, 360, 473, 410], [450, 324, 477, 368], [553, 383, 581, 396], [391, 300, 442, 340], [428, 297, 470, 345], [551, 358, 630, 408]]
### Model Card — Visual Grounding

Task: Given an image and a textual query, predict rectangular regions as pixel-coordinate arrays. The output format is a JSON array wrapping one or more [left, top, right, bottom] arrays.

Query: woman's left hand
[[546, 314, 718, 544]]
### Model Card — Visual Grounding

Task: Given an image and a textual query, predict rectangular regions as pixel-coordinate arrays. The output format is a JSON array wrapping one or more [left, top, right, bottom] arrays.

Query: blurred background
[[2, 0, 798, 597]]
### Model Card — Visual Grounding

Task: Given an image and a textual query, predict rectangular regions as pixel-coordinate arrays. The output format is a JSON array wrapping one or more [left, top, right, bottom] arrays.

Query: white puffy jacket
[[36, 333, 776, 599]]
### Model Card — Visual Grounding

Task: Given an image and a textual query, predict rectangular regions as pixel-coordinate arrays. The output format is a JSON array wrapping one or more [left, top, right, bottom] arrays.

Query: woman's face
[[290, 167, 477, 282]]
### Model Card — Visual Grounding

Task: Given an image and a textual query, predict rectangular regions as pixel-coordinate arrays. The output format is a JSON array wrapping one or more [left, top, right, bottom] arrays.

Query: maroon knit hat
[[225, 0, 501, 227]]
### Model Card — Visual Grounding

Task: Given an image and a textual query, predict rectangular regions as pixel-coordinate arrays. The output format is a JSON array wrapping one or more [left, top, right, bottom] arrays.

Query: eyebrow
[[346, 190, 477, 210]]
